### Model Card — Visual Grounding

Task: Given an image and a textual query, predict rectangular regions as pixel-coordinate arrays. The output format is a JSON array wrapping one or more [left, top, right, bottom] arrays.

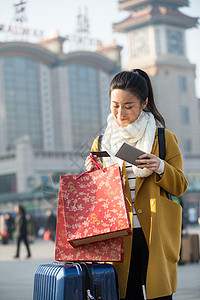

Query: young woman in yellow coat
[[85, 69, 188, 300]]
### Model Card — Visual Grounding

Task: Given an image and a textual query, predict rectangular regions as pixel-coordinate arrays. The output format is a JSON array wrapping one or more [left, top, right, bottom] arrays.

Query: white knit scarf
[[101, 111, 156, 177]]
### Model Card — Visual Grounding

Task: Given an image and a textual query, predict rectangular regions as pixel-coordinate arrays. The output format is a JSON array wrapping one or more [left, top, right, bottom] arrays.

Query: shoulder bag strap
[[98, 134, 103, 164], [158, 127, 166, 160], [98, 134, 103, 151], [158, 127, 173, 200]]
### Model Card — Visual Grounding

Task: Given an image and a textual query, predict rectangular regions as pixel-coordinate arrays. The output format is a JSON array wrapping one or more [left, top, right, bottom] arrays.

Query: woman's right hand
[[85, 155, 102, 171]]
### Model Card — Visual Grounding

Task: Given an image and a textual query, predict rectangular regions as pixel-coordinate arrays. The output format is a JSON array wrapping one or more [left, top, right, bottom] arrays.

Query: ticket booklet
[[115, 143, 147, 166]]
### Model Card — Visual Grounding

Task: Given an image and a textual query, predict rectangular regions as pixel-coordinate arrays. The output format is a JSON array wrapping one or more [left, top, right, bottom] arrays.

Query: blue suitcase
[[33, 261, 120, 300]]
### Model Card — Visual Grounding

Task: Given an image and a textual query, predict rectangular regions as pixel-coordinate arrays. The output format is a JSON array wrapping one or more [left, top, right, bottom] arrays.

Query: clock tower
[[113, 0, 200, 174]]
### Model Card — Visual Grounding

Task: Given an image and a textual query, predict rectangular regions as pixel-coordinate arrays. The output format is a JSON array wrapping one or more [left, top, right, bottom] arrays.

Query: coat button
[[137, 209, 142, 213]]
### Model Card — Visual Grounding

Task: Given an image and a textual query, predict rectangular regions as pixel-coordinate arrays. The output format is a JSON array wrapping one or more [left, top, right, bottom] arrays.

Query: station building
[[0, 37, 121, 207]]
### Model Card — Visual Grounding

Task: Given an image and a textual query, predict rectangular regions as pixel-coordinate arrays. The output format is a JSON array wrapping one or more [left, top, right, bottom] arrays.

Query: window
[[0, 174, 17, 194], [167, 29, 183, 54], [155, 28, 161, 55], [181, 106, 190, 124], [3, 57, 43, 149], [133, 29, 149, 57], [179, 76, 187, 92], [183, 139, 192, 153], [67, 65, 101, 149]]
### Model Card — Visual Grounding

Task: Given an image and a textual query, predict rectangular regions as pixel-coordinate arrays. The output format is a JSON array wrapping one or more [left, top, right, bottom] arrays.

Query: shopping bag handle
[[76, 154, 105, 180], [89, 154, 104, 171]]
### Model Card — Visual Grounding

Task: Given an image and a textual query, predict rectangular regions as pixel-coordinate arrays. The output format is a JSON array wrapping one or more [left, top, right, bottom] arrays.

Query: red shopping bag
[[55, 190, 124, 262], [59, 156, 132, 247]]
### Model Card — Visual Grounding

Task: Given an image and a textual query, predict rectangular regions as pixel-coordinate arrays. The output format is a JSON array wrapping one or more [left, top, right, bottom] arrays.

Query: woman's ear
[[142, 97, 148, 110]]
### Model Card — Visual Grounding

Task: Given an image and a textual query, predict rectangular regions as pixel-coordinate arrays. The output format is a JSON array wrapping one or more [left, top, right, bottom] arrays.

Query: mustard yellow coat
[[91, 128, 188, 299]]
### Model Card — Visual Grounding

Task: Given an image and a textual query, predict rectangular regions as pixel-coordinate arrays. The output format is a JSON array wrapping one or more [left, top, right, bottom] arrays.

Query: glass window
[[167, 29, 183, 55], [67, 65, 101, 149], [181, 106, 190, 124], [3, 56, 43, 149], [15, 76, 26, 88], [0, 174, 17, 194], [179, 76, 187, 92], [183, 139, 192, 153]]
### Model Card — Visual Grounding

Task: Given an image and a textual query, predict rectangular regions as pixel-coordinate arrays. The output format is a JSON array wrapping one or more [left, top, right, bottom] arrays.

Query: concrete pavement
[[0, 238, 199, 300], [0, 239, 55, 300]]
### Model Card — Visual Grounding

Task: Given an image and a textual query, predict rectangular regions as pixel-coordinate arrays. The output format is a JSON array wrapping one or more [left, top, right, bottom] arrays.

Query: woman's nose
[[118, 106, 125, 117]]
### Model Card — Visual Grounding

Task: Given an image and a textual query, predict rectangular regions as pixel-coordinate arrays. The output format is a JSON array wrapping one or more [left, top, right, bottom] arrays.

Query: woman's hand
[[135, 153, 161, 172], [85, 155, 103, 171]]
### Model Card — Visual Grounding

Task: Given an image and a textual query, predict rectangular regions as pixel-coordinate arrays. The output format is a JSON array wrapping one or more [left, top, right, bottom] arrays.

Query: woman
[[85, 69, 188, 300], [14, 204, 31, 259]]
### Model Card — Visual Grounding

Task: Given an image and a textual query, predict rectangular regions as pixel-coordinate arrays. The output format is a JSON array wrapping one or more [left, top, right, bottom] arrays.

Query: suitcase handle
[[79, 263, 95, 300], [87, 289, 95, 300]]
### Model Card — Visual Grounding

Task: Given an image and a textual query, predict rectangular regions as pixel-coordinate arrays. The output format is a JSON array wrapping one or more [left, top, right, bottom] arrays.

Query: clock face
[[167, 29, 183, 54], [133, 29, 149, 57]]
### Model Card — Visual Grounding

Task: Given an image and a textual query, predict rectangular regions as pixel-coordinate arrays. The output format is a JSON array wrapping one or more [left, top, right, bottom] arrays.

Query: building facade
[[0, 39, 121, 200]]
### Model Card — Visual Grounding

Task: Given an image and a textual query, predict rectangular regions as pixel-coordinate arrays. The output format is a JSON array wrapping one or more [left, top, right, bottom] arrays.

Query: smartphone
[[90, 151, 110, 157]]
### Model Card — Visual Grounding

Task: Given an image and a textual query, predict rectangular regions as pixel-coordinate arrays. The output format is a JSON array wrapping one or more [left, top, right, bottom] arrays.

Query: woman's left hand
[[135, 153, 161, 172]]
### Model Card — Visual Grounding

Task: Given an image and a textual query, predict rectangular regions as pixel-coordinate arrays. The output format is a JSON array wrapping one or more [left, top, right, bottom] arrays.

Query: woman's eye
[[113, 105, 119, 108]]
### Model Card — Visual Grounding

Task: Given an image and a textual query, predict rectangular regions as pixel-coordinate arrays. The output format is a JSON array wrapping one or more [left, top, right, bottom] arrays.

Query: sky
[[0, 0, 200, 97]]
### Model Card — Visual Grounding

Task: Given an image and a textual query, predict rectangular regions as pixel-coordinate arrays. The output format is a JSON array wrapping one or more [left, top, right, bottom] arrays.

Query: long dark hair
[[18, 205, 25, 215], [109, 68, 165, 127]]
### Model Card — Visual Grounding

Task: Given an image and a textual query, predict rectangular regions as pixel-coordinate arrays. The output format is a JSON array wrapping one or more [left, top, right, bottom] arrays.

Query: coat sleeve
[[91, 136, 99, 152], [155, 129, 188, 197]]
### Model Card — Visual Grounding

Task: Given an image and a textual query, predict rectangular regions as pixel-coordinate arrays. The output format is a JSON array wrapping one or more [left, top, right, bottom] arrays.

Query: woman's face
[[110, 89, 148, 127]]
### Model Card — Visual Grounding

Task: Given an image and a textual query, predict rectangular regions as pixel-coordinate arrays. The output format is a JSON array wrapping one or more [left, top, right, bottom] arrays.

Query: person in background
[[26, 213, 35, 243], [45, 209, 56, 241], [4, 212, 14, 242], [14, 205, 31, 259], [85, 69, 188, 300]]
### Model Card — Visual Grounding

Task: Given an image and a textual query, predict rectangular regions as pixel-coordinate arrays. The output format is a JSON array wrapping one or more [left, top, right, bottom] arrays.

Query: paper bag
[[60, 163, 132, 247], [55, 192, 124, 262]]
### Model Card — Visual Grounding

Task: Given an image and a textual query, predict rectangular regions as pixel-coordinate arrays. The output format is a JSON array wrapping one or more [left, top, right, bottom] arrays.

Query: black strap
[[158, 127, 166, 160], [78, 263, 95, 300], [98, 134, 103, 151], [158, 128, 172, 199], [98, 134, 103, 164]]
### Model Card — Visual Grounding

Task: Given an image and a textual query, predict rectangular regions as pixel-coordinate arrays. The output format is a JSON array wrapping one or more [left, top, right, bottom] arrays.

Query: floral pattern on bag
[[55, 194, 124, 262], [60, 164, 132, 247]]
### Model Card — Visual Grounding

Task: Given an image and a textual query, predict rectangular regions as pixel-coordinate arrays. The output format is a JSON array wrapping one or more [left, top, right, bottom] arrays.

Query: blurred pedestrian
[[14, 205, 31, 259], [26, 213, 35, 243], [45, 209, 56, 241], [4, 212, 14, 242], [0, 214, 9, 244]]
